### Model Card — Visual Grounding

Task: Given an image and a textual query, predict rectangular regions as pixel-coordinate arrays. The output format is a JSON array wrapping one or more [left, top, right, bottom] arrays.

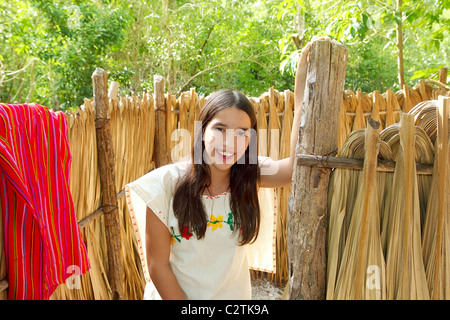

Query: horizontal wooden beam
[[296, 154, 433, 175], [78, 188, 125, 229], [344, 110, 402, 116], [78, 207, 104, 229]]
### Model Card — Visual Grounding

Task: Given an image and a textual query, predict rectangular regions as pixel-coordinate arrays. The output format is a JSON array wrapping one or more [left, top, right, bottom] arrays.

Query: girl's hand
[[297, 36, 331, 71], [297, 42, 311, 70]]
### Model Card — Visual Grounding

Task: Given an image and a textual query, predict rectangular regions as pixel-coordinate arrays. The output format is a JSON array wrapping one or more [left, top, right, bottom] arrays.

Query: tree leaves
[[277, 0, 449, 91], [1, 0, 449, 109]]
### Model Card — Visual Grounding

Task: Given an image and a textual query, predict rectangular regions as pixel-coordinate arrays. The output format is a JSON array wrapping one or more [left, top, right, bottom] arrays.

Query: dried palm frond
[[379, 123, 434, 230], [327, 121, 393, 300], [327, 135, 362, 299], [166, 93, 177, 151], [338, 97, 352, 153], [410, 100, 438, 144], [257, 98, 268, 157], [331, 118, 386, 300], [353, 90, 366, 131], [268, 87, 281, 160], [276, 90, 294, 284], [384, 113, 430, 300], [422, 96, 450, 299]]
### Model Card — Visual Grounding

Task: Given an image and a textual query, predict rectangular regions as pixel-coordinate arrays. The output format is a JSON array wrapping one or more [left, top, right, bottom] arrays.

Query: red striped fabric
[[0, 103, 90, 300]]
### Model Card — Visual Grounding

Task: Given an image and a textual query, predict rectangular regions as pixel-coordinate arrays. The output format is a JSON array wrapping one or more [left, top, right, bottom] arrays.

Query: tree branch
[[3, 58, 38, 78], [25, 58, 36, 103], [176, 57, 266, 96], [191, 22, 220, 78]]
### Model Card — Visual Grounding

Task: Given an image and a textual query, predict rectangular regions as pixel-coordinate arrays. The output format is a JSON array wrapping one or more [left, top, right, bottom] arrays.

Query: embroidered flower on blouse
[[207, 215, 224, 231], [181, 226, 193, 240]]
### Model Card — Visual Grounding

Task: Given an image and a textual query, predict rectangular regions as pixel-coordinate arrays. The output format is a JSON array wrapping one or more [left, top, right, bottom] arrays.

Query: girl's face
[[203, 107, 252, 172]]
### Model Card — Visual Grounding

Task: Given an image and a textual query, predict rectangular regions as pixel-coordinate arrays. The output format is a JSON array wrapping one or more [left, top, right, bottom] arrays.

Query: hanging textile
[[0, 103, 90, 300]]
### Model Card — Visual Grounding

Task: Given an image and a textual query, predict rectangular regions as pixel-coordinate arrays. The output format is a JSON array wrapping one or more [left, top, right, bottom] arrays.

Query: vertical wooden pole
[[154, 75, 170, 167], [287, 40, 348, 300], [92, 68, 124, 300]]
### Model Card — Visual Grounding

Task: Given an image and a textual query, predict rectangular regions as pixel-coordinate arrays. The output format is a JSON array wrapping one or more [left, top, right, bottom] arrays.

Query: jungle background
[[1, 0, 449, 110]]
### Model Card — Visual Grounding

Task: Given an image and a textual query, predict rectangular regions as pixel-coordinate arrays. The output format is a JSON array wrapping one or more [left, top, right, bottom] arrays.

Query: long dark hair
[[172, 89, 260, 245]]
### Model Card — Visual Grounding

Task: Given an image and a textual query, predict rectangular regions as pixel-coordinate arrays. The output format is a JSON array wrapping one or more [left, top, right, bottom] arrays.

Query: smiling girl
[[125, 39, 318, 300]]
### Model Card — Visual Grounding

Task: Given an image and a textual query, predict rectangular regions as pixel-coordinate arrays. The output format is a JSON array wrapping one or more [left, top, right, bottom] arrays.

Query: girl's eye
[[236, 130, 246, 137], [215, 127, 225, 132]]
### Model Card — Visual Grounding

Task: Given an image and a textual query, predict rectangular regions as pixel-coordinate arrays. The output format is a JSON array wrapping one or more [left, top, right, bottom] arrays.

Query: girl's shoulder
[[257, 155, 270, 166], [150, 160, 190, 180], [127, 161, 191, 192]]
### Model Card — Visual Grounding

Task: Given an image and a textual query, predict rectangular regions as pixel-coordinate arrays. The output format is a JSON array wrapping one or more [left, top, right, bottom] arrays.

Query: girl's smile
[[215, 149, 236, 163]]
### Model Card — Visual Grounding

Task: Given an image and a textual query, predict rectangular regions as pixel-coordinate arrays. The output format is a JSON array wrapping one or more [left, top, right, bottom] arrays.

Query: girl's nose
[[220, 129, 232, 147], [224, 129, 247, 153]]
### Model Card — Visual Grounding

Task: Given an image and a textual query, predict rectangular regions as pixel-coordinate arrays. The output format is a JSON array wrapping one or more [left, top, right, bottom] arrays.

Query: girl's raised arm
[[259, 37, 330, 189], [260, 41, 309, 188]]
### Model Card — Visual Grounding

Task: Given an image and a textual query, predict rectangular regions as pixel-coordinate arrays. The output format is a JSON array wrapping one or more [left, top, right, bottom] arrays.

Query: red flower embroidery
[[181, 226, 193, 240]]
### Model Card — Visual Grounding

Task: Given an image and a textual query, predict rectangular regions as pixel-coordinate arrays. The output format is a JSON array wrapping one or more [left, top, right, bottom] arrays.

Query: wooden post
[[287, 40, 348, 300], [154, 75, 170, 167], [92, 68, 124, 300]]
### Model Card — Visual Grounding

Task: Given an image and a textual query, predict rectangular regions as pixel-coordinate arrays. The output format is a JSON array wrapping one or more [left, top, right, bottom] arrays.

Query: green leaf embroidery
[[227, 212, 234, 231]]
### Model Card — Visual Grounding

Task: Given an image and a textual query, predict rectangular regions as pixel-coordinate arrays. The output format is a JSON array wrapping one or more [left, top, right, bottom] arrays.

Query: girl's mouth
[[215, 149, 235, 163]]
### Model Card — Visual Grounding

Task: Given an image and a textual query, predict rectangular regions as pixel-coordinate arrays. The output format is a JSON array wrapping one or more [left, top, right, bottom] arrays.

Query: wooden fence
[[0, 67, 448, 299], [325, 97, 449, 299]]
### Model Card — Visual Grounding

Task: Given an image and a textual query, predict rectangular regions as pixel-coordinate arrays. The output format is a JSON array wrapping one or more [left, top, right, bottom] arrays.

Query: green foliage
[[1, 0, 131, 109], [345, 40, 398, 92], [276, 0, 450, 91], [116, 0, 293, 96], [0, 0, 449, 110]]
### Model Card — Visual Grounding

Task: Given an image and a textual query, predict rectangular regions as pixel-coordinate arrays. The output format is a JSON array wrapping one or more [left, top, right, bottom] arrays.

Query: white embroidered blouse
[[125, 156, 277, 300]]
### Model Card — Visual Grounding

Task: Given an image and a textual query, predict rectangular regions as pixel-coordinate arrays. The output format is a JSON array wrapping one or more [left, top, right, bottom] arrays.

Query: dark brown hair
[[172, 89, 260, 245]]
